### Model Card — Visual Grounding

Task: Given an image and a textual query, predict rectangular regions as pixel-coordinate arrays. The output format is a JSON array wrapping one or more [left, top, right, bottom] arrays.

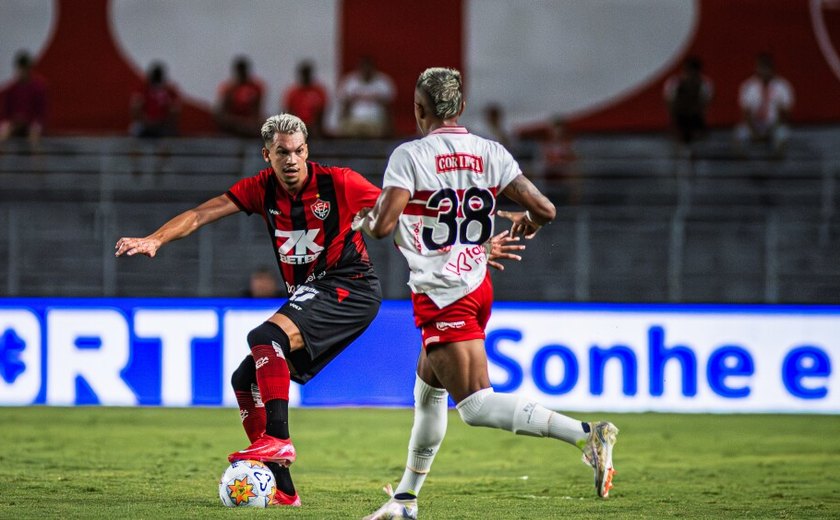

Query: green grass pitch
[[0, 407, 838, 519]]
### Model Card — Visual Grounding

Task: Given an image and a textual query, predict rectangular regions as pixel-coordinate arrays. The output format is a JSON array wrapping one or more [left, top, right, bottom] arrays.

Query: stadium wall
[[1, 298, 836, 414]]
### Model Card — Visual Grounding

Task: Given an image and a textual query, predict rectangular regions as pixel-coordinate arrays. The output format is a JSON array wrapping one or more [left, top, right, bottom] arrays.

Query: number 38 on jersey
[[422, 187, 495, 250]]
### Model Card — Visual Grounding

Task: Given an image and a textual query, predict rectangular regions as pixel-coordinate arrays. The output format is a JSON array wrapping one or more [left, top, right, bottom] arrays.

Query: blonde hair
[[261, 113, 308, 145], [416, 67, 463, 120]]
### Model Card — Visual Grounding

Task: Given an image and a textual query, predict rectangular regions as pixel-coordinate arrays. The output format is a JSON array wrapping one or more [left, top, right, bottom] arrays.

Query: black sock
[[394, 492, 416, 500], [265, 399, 290, 439], [582, 422, 591, 433], [267, 462, 296, 495]]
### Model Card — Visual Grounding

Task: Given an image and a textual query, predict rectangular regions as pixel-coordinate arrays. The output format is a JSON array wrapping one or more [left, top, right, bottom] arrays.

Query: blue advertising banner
[[0, 299, 837, 413]]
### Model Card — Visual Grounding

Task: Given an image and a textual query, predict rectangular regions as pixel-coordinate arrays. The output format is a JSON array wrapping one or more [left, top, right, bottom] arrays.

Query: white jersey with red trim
[[383, 126, 522, 307]]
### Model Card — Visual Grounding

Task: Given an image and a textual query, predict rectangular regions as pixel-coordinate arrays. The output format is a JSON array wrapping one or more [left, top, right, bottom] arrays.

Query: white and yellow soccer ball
[[218, 460, 276, 508]]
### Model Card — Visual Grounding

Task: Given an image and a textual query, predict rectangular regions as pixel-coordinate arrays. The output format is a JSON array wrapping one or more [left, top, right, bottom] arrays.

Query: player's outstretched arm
[[115, 194, 239, 257], [485, 230, 525, 271], [353, 187, 411, 239], [498, 175, 556, 238]]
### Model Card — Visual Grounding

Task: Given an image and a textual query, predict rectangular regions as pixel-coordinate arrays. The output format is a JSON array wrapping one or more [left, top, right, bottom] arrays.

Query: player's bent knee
[[456, 388, 494, 427], [246, 321, 290, 353], [456, 389, 548, 436], [459, 411, 484, 428]]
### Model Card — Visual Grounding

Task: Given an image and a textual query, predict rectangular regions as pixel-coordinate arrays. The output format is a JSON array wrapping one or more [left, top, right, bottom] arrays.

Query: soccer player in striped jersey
[[357, 68, 619, 519], [116, 114, 384, 507]]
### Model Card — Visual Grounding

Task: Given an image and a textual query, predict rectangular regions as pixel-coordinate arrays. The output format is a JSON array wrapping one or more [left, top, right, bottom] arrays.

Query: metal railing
[[1, 131, 839, 303]]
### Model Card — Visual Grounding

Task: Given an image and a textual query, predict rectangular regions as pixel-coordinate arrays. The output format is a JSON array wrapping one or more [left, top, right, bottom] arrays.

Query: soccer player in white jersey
[[355, 68, 619, 519]]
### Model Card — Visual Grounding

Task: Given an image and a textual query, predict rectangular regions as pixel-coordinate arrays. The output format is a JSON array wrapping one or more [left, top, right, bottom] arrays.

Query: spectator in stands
[[471, 103, 510, 147], [0, 50, 47, 148], [243, 266, 283, 298], [734, 53, 795, 156], [282, 60, 328, 139], [536, 116, 581, 205], [215, 56, 265, 138], [663, 56, 713, 147], [130, 61, 181, 138], [337, 56, 395, 138]]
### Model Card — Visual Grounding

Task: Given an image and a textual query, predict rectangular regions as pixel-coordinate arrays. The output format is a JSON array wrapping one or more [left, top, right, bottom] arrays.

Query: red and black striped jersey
[[226, 162, 381, 295]]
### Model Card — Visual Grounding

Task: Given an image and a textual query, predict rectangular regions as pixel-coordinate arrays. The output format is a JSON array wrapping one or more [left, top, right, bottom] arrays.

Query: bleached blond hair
[[261, 113, 308, 145], [416, 67, 463, 120]]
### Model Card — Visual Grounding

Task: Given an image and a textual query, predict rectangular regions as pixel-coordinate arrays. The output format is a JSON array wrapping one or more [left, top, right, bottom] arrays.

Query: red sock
[[234, 384, 266, 443], [251, 344, 290, 402]]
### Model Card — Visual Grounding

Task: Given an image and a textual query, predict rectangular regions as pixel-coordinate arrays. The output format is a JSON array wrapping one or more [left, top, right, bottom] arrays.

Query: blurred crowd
[[1, 48, 795, 145], [1, 48, 796, 186], [0, 51, 400, 146], [0, 50, 47, 147], [127, 54, 396, 142], [663, 52, 794, 157]]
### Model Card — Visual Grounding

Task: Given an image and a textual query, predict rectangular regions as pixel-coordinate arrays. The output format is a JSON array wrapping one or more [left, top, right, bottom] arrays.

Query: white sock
[[395, 375, 448, 496], [546, 408, 589, 445], [456, 389, 587, 446]]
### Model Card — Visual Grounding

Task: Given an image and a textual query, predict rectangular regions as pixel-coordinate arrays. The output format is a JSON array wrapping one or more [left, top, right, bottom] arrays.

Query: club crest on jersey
[[311, 199, 330, 220]]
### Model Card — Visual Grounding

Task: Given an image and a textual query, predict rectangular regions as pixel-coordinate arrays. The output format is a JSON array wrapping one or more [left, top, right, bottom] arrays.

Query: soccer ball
[[218, 460, 276, 508]]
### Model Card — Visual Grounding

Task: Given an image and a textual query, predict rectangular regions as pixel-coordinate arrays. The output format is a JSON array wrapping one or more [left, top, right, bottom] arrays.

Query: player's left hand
[[486, 230, 525, 271], [497, 210, 542, 239], [352, 207, 373, 232]]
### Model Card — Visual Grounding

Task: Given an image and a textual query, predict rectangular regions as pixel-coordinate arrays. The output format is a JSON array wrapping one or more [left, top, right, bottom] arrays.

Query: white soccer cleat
[[362, 483, 418, 520], [581, 421, 619, 498]]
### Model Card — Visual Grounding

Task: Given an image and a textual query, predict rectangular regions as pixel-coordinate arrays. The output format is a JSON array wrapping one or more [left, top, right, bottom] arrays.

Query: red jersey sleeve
[[341, 169, 382, 214], [226, 169, 270, 215]]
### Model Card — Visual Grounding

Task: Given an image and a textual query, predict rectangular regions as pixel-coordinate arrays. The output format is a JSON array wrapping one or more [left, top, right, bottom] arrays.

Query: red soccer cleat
[[228, 434, 297, 466], [270, 489, 301, 507]]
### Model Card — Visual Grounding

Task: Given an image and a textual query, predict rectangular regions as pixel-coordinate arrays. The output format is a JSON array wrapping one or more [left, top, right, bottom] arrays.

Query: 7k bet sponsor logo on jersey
[[275, 229, 323, 265]]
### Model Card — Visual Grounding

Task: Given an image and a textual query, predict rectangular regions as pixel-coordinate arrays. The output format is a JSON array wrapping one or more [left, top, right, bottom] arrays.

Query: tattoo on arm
[[504, 175, 545, 205]]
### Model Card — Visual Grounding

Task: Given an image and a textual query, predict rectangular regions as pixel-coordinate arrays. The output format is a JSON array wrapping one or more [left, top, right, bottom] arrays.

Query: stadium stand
[[1, 128, 838, 303]]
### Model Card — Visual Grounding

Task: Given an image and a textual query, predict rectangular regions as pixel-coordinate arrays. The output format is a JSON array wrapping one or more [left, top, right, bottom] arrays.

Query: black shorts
[[278, 273, 381, 384]]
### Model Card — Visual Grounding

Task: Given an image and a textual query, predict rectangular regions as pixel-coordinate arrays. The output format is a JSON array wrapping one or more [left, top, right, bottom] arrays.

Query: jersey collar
[[430, 126, 469, 135]]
